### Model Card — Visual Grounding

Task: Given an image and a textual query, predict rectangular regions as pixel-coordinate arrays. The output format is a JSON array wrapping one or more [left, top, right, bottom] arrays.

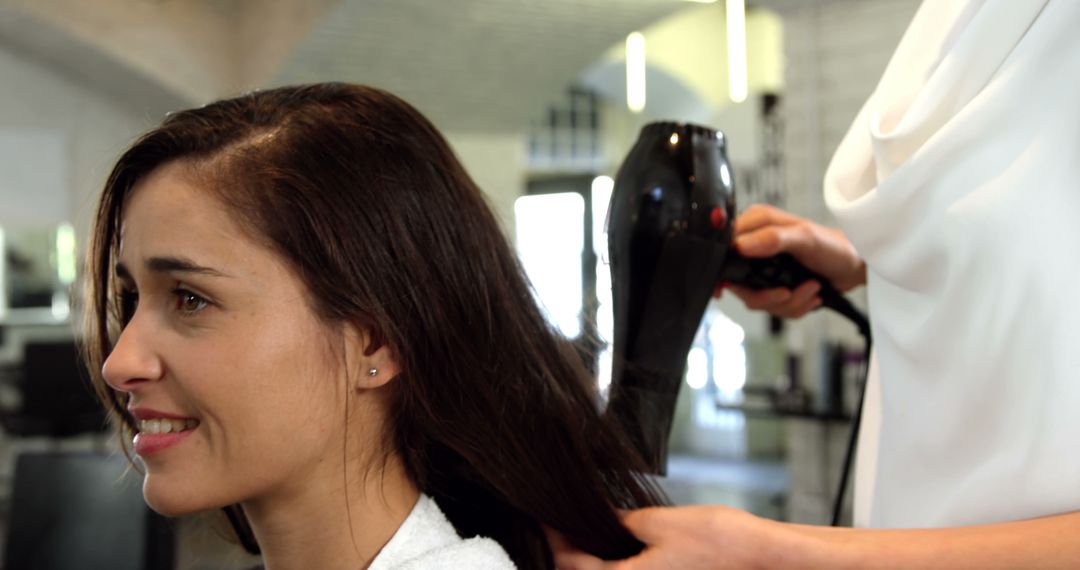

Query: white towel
[[368, 494, 516, 569]]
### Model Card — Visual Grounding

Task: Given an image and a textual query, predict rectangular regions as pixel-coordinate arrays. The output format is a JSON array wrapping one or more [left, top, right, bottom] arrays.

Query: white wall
[[444, 132, 527, 238], [0, 45, 150, 244]]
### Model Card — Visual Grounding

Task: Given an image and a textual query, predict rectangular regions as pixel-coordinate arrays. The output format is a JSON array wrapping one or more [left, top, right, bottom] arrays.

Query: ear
[[344, 324, 401, 390]]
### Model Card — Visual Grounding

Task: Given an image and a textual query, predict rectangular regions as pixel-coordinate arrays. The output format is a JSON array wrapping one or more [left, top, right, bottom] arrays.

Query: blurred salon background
[[0, 0, 918, 567]]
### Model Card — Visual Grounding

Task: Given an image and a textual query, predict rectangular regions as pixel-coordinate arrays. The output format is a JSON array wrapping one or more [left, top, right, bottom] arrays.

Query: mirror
[[0, 224, 76, 323]]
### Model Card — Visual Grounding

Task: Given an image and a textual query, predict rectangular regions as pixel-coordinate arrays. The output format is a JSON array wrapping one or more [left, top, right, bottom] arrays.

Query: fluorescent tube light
[[727, 0, 747, 103], [626, 32, 646, 113]]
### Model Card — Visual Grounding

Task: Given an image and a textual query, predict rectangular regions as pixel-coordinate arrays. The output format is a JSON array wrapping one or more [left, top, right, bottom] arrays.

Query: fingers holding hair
[[545, 525, 627, 570]]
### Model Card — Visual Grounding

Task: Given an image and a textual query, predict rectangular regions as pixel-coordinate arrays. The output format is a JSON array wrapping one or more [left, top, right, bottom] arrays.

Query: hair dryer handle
[[718, 252, 820, 290], [719, 252, 871, 339]]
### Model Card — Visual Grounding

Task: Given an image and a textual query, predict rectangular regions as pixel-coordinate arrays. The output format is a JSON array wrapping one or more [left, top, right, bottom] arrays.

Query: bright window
[[514, 193, 585, 338]]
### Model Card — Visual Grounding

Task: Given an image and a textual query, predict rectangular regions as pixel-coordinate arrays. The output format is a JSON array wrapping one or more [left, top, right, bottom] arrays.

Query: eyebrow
[[115, 256, 232, 280]]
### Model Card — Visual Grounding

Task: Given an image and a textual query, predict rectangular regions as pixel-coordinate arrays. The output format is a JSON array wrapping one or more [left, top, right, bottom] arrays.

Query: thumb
[[545, 526, 618, 570], [618, 507, 671, 545], [735, 224, 813, 259]]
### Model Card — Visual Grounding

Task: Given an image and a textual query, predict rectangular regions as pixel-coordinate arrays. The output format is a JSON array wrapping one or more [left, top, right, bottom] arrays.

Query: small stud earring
[[368, 367, 378, 377]]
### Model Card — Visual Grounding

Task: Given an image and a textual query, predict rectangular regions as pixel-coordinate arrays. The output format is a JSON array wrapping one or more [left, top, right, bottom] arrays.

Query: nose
[[102, 315, 165, 392]]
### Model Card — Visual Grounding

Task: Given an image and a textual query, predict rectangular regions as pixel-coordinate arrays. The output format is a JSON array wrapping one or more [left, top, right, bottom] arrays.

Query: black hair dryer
[[604, 121, 868, 474]]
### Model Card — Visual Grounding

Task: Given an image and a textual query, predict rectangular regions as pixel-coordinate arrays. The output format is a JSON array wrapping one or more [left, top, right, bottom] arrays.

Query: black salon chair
[[0, 340, 108, 438], [3, 451, 175, 569]]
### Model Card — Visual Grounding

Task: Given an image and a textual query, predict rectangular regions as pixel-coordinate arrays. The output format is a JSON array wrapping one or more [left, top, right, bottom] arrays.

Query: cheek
[[185, 298, 348, 459], [219, 308, 338, 389], [219, 324, 346, 441], [164, 325, 340, 461]]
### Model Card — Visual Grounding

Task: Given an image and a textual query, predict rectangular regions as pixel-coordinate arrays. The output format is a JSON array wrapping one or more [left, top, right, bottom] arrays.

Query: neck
[[243, 454, 420, 570]]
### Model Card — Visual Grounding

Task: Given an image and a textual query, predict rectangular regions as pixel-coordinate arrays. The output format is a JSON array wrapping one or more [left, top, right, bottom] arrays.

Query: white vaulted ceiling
[[0, 0, 694, 132], [273, 0, 692, 131]]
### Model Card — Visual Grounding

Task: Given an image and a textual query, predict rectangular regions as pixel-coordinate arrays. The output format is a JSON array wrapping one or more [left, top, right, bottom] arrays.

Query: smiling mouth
[[137, 418, 199, 434]]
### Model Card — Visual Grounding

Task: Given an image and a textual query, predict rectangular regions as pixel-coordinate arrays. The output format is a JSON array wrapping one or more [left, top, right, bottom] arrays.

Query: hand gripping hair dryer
[[604, 122, 869, 474]]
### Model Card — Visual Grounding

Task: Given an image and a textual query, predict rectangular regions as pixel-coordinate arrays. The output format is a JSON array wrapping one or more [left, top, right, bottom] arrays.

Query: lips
[[133, 429, 196, 456], [129, 407, 195, 421], [129, 407, 200, 456]]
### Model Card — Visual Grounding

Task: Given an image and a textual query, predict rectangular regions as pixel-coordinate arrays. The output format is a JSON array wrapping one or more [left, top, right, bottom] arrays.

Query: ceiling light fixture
[[726, 0, 748, 103], [626, 32, 646, 113]]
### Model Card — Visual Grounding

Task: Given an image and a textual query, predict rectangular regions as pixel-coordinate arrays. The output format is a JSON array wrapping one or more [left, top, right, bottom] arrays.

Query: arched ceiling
[[0, 0, 695, 132], [269, 0, 705, 132]]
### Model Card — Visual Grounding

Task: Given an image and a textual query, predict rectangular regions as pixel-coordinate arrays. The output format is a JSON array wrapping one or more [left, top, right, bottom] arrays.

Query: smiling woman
[[81, 83, 666, 570]]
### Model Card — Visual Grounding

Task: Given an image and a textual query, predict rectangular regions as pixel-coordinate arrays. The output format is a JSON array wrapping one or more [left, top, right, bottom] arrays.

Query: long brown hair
[[82, 83, 666, 569]]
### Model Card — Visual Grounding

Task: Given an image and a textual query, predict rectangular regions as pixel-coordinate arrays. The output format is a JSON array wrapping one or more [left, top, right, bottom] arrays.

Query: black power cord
[[817, 286, 872, 527]]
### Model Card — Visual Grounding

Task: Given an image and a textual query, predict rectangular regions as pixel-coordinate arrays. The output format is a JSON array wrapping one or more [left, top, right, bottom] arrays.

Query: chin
[[142, 475, 219, 517]]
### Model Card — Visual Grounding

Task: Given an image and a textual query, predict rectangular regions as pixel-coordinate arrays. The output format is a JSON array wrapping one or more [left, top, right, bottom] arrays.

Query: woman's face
[[103, 161, 360, 516]]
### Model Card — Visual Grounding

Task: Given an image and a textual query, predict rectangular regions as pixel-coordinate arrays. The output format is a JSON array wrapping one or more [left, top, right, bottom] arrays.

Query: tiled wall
[[773, 0, 920, 524], [779, 0, 920, 223]]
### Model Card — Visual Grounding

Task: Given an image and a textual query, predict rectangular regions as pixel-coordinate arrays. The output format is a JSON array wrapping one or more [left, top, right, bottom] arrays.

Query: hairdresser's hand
[[549, 505, 829, 570], [719, 204, 866, 319]]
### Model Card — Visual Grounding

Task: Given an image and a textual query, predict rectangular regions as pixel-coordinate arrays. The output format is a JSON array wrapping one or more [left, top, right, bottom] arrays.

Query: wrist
[[779, 524, 866, 570]]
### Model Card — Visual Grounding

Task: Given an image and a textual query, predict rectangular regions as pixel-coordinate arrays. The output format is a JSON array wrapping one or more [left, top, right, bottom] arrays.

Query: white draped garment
[[823, 0, 1080, 528]]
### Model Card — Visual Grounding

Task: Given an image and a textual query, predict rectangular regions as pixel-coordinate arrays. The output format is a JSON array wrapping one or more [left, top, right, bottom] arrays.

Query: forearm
[[790, 511, 1080, 569]]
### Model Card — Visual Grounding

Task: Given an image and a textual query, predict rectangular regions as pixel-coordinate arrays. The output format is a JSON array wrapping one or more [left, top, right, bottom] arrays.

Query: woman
[[82, 82, 666, 569]]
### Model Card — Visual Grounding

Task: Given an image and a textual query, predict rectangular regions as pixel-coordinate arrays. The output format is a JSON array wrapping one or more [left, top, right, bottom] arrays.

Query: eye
[[119, 288, 139, 324], [172, 288, 209, 315]]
